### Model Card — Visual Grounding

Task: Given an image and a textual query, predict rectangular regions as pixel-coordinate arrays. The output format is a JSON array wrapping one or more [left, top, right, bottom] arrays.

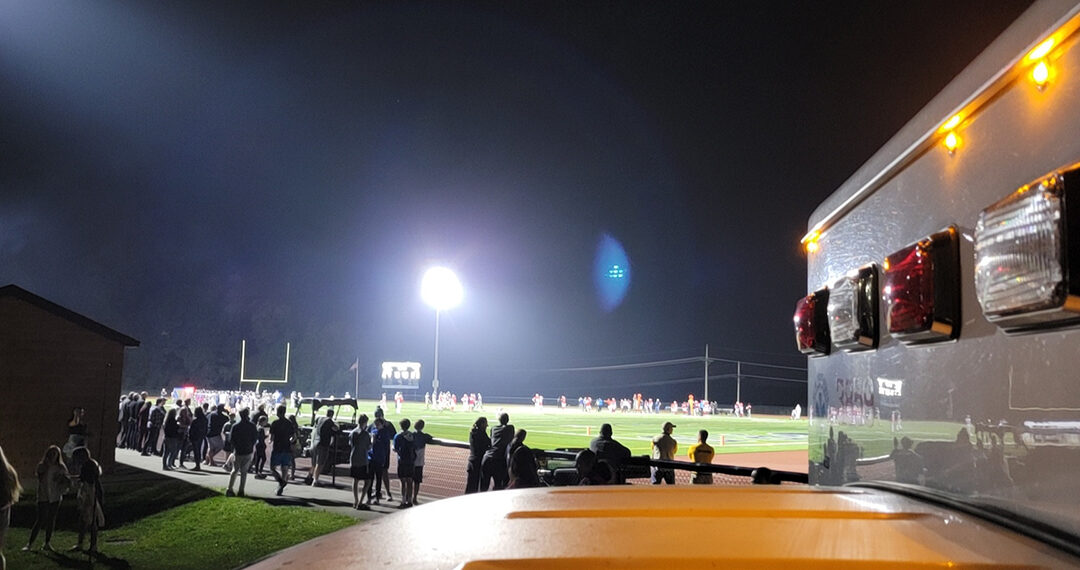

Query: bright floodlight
[[421, 267, 463, 311]]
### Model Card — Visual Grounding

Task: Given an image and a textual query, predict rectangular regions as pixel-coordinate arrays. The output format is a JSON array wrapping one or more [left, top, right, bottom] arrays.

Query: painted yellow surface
[[249, 486, 1080, 568]]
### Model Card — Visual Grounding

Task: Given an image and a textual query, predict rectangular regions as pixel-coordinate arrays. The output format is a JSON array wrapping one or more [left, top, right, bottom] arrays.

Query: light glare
[[1028, 37, 1056, 61], [421, 267, 464, 311], [1032, 60, 1050, 87], [944, 131, 959, 153]]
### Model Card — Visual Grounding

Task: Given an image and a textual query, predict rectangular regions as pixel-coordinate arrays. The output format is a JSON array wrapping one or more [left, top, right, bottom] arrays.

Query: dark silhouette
[[465, 417, 490, 494]]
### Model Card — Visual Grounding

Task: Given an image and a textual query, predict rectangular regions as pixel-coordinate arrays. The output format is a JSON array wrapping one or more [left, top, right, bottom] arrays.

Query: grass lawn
[[3, 465, 355, 569], [292, 400, 807, 457]]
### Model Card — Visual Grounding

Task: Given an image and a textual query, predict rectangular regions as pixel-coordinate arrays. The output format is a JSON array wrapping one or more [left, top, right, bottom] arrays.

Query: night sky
[[0, 1, 1031, 404]]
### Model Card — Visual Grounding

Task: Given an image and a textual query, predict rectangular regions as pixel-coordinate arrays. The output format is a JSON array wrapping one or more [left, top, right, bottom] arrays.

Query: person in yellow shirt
[[687, 430, 715, 484]]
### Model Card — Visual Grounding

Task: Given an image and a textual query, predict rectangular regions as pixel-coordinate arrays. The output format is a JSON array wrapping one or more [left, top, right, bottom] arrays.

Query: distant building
[[0, 284, 139, 478]]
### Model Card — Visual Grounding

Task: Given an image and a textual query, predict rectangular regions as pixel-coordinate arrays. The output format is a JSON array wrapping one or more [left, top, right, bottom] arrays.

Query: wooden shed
[[0, 284, 139, 479]]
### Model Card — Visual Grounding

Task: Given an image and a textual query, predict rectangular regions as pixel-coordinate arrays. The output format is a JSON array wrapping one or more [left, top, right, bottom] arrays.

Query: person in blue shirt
[[367, 408, 395, 503]]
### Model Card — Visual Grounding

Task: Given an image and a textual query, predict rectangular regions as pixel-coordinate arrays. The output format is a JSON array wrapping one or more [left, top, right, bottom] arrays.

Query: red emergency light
[[794, 288, 830, 356], [882, 227, 961, 344]]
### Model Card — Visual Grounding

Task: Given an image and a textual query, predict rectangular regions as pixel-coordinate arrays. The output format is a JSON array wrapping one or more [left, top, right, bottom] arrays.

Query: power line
[[709, 360, 808, 372], [709, 373, 807, 384], [544, 372, 806, 392], [541, 356, 806, 374], [543, 357, 704, 372]]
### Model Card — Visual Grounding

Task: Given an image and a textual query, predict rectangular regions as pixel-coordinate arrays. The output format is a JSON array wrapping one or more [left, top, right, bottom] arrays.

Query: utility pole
[[736, 360, 742, 403], [432, 309, 441, 394], [704, 344, 709, 403]]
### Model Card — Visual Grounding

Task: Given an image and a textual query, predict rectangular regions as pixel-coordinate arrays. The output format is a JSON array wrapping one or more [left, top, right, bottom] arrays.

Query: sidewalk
[[114, 448, 456, 521]]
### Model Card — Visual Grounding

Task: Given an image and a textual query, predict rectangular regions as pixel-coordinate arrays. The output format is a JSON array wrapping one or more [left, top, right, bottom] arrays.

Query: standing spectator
[[227, 408, 258, 498], [254, 404, 269, 427], [118, 392, 135, 449], [222, 412, 238, 472], [136, 400, 152, 455], [349, 415, 372, 510], [890, 436, 924, 485], [366, 416, 388, 504], [269, 406, 296, 496], [309, 409, 339, 487], [70, 447, 104, 555], [253, 417, 269, 479], [23, 446, 70, 552], [162, 406, 180, 470], [368, 409, 395, 501], [205, 404, 229, 467], [177, 399, 193, 468], [411, 419, 434, 505], [465, 417, 490, 494], [651, 421, 678, 485], [589, 423, 632, 482], [507, 429, 539, 489], [144, 399, 165, 456], [63, 407, 89, 470], [188, 406, 208, 471], [393, 419, 415, 508], [287, 414, 302, 481], [687, 430, 715, 484], [482, 413, 514, 491], [126, 392, 142, 449], [0, 445, 22, 570]]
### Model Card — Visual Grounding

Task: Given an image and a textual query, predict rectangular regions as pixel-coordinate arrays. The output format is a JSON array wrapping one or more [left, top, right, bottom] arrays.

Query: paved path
[[117, 444, 806, 520], [115, 448, 464, 521]]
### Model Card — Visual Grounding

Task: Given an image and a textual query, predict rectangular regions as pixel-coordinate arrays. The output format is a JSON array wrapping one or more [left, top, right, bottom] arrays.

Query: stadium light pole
[[421, 267, 463, 396]]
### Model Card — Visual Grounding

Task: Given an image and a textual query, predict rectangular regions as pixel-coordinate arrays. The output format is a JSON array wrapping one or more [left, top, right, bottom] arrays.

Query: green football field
[[290, 400, 807, 456]]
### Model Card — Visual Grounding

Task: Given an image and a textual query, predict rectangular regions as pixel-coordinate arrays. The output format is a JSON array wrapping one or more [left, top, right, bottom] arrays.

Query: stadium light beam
[[421, 267, 463, 394]]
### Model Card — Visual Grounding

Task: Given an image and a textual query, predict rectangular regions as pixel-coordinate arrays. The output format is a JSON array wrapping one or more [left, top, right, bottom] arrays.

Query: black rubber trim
[[847, 481, 1080, 560]]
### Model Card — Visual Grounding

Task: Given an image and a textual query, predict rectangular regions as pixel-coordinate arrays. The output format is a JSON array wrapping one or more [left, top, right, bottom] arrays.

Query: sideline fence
[[403, 439, 806, 495]]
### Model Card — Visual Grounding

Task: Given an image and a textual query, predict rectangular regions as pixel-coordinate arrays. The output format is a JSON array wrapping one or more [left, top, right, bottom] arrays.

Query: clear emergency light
[[794, 288, 830, 356], [827, 264, 879, 351], [882, 227, 961, 344], [974, 168, 1080, 331]]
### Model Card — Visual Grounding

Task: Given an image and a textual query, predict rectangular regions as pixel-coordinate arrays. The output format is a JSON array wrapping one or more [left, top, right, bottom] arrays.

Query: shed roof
[[0, 284, 140, 347]]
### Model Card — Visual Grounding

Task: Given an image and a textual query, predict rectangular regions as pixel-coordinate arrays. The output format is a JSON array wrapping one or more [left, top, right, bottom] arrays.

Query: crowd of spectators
[[0, 390, 762, 569], [460, 413, 719, 491]]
